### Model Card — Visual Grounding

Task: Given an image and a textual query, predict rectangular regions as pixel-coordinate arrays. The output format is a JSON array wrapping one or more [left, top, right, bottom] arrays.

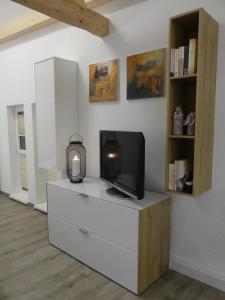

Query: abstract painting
[[127, 49, 165, 100], [89, 59, 119, 102]]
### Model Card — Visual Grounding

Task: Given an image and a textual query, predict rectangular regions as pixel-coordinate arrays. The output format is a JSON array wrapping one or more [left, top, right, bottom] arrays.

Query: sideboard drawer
[[48, 215, 138, 293], [47, 184, 139, 253]]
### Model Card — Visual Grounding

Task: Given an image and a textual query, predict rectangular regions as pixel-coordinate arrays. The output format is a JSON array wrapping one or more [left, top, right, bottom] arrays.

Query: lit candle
[[108, 153, 116, 159], [72, 155, 80, 177]]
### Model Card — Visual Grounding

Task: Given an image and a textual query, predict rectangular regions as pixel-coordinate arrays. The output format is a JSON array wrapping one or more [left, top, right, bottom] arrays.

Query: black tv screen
[[100, 131, 145, 199]]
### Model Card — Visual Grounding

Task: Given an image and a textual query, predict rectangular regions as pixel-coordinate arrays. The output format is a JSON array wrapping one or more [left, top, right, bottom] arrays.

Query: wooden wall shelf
[[170, 74, 197, 81], [166, 8, 218, 196], [168, 135, 195, 140]]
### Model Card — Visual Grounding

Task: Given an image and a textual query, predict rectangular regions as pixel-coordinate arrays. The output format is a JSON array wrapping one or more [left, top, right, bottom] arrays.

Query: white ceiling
[[0, 0, 32, 26], [0, 0, 147, 27], [0, 0, 100, 27]]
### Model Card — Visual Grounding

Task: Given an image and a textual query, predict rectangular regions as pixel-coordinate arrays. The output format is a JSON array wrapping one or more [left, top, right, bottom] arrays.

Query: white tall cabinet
[[35, 57, 78, 171]]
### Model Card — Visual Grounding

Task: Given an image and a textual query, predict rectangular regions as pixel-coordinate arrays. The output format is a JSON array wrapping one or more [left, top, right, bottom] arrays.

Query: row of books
[[168, 159, 191, 192], [170, 38, 198, 77]]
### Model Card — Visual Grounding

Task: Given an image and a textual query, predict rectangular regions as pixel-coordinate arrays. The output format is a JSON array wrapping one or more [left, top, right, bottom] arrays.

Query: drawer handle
[[78, 228, 89, 234], [78, 193, 89, 198]]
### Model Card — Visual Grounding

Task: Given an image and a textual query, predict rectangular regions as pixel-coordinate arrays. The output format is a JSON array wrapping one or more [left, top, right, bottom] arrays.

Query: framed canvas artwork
[[89, 59, 119, 102], [127, 48, 165, 100]]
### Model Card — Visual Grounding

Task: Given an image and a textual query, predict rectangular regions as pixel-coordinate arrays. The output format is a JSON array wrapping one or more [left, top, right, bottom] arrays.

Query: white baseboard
[[34, 201, 47, 214], [9, 192, 29, 205], [170, 255, 225, 292]]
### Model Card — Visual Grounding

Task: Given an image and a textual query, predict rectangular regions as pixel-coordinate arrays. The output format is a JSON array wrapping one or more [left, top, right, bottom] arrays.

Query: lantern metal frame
[[66, 134, 86, 183]]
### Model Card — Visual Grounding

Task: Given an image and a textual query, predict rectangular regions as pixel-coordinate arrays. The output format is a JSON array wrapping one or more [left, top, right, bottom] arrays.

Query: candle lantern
[[66, 134, 86, 183]]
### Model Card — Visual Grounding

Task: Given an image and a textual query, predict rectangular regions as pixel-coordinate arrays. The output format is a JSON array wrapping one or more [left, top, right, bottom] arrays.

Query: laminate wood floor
[[0, 193, 225, 300]]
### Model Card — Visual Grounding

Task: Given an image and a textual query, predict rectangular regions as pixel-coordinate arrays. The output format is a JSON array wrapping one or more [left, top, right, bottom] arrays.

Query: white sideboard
[[47, 178, 171, 294], [35, 57, 78, 171]]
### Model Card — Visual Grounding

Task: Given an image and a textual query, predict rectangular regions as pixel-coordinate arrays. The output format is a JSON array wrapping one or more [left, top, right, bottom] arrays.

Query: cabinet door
[[49, 215, 138, 293], [54, 58, 78, 170], [35, 58, 56, 169], [48, 184, 139, 253], [35, 58, 78, 171]]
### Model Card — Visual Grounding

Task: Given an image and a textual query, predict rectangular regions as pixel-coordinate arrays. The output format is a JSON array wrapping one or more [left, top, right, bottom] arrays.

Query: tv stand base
[[106, 187, 131, 199]]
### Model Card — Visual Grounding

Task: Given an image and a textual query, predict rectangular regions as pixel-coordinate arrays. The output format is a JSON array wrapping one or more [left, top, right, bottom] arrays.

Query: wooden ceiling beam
[[10, 0, 109, 37], [76, 0, 87, 9], [0, 0, 114, 45], [86, 0, 115, 9]]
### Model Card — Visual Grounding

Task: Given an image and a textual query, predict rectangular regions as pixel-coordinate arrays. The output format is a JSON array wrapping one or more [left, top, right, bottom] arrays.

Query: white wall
[[0, 0, 225, 291]]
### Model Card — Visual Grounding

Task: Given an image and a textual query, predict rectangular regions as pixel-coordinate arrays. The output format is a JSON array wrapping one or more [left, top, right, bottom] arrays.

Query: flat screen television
[[100, 130, 145, 200]]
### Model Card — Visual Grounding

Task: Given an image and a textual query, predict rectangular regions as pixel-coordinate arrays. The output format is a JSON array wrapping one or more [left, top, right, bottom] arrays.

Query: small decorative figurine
[[173, 106, 184, 135], [184, 112, 195, 136], [183, 180, 193, 194], [176, 176, 186, 192]]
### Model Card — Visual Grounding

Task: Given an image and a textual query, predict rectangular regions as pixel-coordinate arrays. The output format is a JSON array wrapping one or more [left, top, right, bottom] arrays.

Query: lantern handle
[[69, 134, 83, 144]]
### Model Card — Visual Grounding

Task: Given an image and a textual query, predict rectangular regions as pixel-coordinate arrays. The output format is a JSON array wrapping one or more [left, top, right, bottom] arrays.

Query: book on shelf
[[188, 38, 198, 74], [175, 49, 179, 77], [170, 38, 197, 77], [168, 163, 175, 191], [168, 159, 191, 192], [170, 48, 175, 77], [178, 46, 185, 77], [183, 45, 189, 75]]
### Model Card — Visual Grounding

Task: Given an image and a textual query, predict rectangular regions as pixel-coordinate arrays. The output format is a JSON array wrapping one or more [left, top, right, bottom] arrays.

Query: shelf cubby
[[168, 139, 194, 165], [170, 10, 199, 49], [168, 79, 196, 136], [166, 8, 218, 196]]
